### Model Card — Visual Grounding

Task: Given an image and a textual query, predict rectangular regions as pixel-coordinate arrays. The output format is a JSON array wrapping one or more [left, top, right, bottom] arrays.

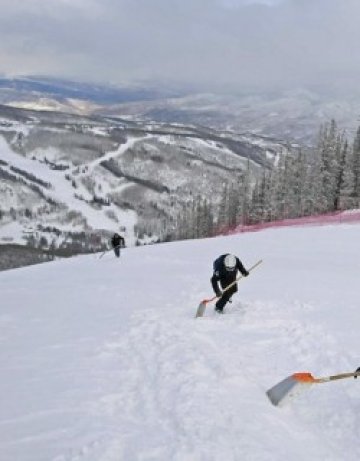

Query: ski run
[[1, 219, 360, 461]]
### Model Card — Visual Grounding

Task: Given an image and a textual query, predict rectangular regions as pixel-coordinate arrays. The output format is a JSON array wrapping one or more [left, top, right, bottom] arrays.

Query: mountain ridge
[[1, 76, 360, 144], [0, 103, 291, 270]]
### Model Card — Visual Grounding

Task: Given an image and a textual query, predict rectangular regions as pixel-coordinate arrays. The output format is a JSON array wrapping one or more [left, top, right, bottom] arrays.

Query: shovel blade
[[266, 373, 315, 407], [195, 301, 206, 318]]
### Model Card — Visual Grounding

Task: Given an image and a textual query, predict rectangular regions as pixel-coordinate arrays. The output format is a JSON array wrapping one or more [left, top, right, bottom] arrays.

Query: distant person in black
[[111, 233, 125, 258], [211, 254, 249, 313], [354, 366, 360, 379]]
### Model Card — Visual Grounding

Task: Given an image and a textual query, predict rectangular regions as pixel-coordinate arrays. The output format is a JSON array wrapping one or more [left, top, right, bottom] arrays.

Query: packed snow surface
[[1, 222, 360, 460]]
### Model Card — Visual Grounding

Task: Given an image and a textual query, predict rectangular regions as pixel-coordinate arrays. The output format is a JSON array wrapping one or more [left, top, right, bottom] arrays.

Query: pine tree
[[351, 126, 360, 207], [270, 154, 288, 220], [217, 183, 230, 232], [333, 136, 348, 210], [292, 149, 308, 216], [240, 159, 251, 225], [302, 145, 322, 215], [316, 120, 347, 212], [228, 180, 241, 228], [249, 168, 270, 223]]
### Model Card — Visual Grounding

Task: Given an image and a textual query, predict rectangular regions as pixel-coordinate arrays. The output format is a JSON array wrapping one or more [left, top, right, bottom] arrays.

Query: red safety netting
[[223, 209, 360, 235]]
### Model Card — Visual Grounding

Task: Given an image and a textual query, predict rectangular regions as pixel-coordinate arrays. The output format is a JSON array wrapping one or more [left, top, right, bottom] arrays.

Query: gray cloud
[[0, 0, 359, 91]]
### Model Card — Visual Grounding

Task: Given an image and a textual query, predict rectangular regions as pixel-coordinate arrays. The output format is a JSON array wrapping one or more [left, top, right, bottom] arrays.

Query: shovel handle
[[316, 372, 360, 383]]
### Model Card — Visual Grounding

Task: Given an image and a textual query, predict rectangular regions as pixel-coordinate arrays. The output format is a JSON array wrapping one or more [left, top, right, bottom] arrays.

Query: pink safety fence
[[225, 209, 360, 235]]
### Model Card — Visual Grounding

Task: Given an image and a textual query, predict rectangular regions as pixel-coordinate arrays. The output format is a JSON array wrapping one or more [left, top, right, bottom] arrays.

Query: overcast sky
[[0, 0, 359, 91]]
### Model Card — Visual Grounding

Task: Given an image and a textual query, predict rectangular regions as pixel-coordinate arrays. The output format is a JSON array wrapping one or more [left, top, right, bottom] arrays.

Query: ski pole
[[98, 244, 123, 259]]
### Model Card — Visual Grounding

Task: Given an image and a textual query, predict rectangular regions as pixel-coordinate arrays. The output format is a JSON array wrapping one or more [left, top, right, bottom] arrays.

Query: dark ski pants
[[114, 246, 121, 258], [215, 283, 237, 312]]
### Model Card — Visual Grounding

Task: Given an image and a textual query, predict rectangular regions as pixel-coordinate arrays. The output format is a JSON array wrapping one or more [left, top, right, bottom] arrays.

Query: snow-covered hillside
[[97, 88, 360, 145], [0, 104, 289, 253], [2, 77, 360, 145], [1, 220, 360, 461]]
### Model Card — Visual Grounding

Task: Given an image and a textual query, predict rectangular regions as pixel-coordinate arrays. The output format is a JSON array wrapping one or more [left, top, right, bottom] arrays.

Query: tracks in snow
[[79, 299, 360, 461]]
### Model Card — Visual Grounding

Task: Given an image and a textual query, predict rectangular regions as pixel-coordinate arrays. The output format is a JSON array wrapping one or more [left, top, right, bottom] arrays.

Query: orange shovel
[[267, 370, 360, 407]]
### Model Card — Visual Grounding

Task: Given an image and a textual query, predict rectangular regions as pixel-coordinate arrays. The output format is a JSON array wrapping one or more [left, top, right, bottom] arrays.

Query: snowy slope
[[1, 105, 286, 251], [0, 135, 139, 231], [1, 222, 360, 461]]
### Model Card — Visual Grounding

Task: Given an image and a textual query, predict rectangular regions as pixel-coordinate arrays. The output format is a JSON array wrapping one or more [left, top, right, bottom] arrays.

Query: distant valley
[[0, 101, 290, 269], [1, 76, 359, 270]]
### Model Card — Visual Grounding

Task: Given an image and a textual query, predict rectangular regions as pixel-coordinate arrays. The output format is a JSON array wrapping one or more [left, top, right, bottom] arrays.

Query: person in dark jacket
[[111, 233, 125, 258], [354, 366, 360, 378], [211, 254, 249, 313]]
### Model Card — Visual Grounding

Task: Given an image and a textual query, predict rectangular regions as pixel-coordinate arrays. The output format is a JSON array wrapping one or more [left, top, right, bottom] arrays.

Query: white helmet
[[224, 254, 236, 270]]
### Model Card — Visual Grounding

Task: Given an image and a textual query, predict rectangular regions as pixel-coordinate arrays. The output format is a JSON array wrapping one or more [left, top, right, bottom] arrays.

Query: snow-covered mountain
[[1, 218, 360, 460], [0, 104, 290, 267], [100, 88, 360, 145], [2, 76, 359, 270], [0, 76, 182, 109], [2, 77, 360, 145]]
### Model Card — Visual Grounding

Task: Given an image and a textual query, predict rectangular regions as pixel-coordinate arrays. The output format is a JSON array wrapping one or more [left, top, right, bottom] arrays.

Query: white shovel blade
[[195, 301, 206, 318], [266, 373, 316, 407]]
